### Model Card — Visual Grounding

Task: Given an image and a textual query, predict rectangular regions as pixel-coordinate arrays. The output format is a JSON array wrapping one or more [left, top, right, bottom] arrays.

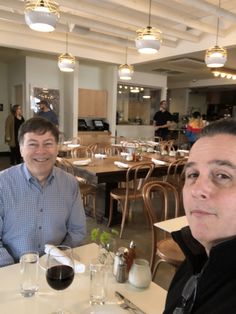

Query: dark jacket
[[164, 227, 236, 314]]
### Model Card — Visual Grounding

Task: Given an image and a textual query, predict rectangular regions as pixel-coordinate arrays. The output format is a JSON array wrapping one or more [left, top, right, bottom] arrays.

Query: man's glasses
[[173, 274, 200, 314]]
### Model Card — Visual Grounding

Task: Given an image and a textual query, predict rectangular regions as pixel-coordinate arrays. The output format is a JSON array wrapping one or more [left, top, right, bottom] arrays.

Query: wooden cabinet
[[78, 131, 111, 146], [78, 88, 107, 118]]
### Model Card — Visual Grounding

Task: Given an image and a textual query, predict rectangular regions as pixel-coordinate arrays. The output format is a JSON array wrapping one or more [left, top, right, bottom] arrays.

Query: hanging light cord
[[216, 0, 221, 46], [148, 0, 152, 26], [66, 32, 68, 53]]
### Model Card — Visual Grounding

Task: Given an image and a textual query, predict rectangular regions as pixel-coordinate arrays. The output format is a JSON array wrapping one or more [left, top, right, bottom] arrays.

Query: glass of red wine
[[46, 245, 75, 314]]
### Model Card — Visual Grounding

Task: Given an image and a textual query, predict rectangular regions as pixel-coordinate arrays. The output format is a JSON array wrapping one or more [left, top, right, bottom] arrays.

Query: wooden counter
[[78, 131, 111, 145]]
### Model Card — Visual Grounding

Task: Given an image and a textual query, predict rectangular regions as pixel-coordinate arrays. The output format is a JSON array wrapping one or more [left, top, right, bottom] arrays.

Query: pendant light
[[118, 44, 134, 81], [205, 0, 227, 68], [135, 0, 162, 54], [58, 32, 76, 72], [25, 0, 60, 32]]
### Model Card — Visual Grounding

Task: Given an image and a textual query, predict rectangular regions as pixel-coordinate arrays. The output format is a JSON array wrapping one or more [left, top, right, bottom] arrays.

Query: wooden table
[[69, 154, 186, 222], [0, 243, 167, 314], [154, 216, 188, 233]]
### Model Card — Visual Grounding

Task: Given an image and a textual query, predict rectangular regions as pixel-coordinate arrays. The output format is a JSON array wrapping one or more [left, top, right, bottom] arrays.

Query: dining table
[[0, 243, 167, 314], [68, 153, 184, 222], [154, 216, 188, 233]]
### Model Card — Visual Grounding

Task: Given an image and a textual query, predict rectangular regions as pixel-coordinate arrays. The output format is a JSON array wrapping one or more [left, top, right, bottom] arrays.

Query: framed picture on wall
[[0, 104, 3, 111]]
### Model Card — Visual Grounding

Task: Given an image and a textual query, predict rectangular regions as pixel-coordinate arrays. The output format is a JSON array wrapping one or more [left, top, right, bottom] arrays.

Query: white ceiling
[[0, 0, 236, 84]]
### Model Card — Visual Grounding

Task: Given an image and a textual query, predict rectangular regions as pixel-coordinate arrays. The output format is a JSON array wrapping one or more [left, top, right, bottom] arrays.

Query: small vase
[[128, 259, 151, 289]]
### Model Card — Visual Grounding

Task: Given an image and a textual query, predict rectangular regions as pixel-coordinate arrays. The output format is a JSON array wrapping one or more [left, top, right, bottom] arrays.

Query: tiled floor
[[0, 155, 176, 290]]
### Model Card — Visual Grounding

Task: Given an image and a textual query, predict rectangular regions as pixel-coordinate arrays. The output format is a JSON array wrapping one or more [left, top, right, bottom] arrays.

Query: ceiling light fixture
[[135, 0, 162, 54], [25, 0, 60, 32], [58, 32, 76, 72], [205, 0, 227, 68], [118, 43, 134, 81], [211, 68, 236, 80]]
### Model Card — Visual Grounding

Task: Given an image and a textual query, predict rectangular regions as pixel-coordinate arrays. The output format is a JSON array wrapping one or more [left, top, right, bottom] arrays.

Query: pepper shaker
[[116, 254, 127, 283]]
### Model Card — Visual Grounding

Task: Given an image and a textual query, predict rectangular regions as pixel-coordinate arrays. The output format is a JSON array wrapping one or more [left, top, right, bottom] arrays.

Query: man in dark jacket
[[153, 100, 173, 140], [164, 118, 236, 313]]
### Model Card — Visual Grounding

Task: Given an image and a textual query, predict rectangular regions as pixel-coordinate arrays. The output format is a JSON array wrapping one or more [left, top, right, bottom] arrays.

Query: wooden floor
[[0, 155, 176, 290]]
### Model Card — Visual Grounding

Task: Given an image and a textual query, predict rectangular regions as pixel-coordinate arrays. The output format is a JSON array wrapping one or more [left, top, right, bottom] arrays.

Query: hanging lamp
[[205, 0, 227, 68], [135, 0, 162, 54], [58, 32, 76, 72], [25, 0, 60, 32], [118, 44, 134, 80]]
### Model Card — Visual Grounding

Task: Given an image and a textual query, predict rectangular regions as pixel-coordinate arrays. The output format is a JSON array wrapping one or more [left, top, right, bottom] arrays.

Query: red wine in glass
[[46, 245, 75, 314], [46, 265, 74, 290]]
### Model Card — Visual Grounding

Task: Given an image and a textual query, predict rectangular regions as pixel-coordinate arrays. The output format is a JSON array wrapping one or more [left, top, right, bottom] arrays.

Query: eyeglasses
[[173, 274, 200, 314]]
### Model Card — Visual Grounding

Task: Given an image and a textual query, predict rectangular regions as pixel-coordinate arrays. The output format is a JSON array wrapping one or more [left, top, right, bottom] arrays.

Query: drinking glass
[[46, 245, 75, 314]]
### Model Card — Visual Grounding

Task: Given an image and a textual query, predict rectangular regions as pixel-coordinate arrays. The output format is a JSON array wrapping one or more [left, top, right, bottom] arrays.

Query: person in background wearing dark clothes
[[164, 119, 236, 313], [5, 104, 25, 165], [37, 100, 59, 127], [153, 100, 173, 140]]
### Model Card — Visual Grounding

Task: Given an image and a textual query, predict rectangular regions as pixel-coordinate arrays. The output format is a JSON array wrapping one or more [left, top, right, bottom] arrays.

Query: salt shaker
[[116, 254, 127, 283]]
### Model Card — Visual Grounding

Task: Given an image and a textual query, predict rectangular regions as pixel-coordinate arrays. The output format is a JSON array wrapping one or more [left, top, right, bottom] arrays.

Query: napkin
[[94, 153, 107, 159], [114, 161, 129, 169], [72, 159, 91, 166], [120, 152, 129, 157], [151, 158, 167, 165], [44, 244, 85, 273], [67, 144, 81, 148]]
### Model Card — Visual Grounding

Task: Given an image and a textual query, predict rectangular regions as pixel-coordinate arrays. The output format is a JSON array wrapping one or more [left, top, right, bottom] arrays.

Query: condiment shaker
[[116, 254, 127, 283]]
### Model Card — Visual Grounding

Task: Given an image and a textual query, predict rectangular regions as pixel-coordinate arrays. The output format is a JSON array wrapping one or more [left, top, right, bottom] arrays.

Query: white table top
[[0, 243, 167, 314], [154, 216, 188, 233]]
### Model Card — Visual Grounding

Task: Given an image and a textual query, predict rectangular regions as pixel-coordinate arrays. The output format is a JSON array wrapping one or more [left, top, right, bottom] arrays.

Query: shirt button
[[39, 226, 42, 230]]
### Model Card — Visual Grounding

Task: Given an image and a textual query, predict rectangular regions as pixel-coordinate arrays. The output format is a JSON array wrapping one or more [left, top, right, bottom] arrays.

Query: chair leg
[[119, 200, 128, 238], [107, 196, 114, 227]]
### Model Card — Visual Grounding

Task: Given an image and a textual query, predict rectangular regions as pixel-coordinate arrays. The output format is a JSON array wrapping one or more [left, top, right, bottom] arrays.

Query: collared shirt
[[0, 164, 86, 267]]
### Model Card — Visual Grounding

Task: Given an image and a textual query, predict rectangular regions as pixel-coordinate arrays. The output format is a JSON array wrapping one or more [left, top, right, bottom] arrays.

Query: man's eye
[[45, 142, 54, 147], [28, 143, 37, 148], [185, 172, 198, 180], [215, 173, 231, 180]]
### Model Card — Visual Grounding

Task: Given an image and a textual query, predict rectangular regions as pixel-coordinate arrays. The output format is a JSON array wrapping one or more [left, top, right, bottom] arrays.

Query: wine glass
[[46, 245, 75, 314]]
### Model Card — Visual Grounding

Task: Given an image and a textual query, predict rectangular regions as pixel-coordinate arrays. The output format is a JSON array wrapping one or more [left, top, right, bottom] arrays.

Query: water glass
[[20, 252, 39, 297], [89, 259, 107, 305]]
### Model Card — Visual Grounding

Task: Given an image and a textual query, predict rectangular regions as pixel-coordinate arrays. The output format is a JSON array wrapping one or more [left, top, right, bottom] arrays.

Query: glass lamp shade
[[58, 53, 75, 72], [135, 26, 162, 54], [118, 64, 134, 80], [205, 45, 227, 68], [25, 0, 60, 32]]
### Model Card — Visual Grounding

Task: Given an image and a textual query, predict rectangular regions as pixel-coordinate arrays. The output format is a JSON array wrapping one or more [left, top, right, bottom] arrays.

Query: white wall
[[0, 63, 9, 152]]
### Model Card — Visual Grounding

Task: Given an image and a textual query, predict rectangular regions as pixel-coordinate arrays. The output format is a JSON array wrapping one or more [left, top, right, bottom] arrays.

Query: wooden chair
[[107, 161, 155, 238], [55, 157, 97, 219], [142, 181, 185, 279], [105, 144, 123, 156], [71, 146, 93, 158]]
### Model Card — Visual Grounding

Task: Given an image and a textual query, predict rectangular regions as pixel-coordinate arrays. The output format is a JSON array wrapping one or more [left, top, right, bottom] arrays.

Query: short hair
[[192, 111, 201, 119], [160, 100, 166, 106], [18, 117, 59, 144], [11, 104, 21, 115], [37, 100, 48, 106], [199, 118, 236, 139]]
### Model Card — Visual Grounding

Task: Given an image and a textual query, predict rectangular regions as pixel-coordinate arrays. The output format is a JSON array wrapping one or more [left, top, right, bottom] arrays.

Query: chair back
[[142, 181, 180, 271], [55, 157, 75, 175], [71, 146, 93, 158], [125, 162, 155, 199]]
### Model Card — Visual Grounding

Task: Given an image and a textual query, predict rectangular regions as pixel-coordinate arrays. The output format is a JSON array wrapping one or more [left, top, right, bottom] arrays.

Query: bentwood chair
[[107, 161, 155, 238], [142, 181, 185, 280], [55, 157, 97, 219], [71, 146, 93, 158]]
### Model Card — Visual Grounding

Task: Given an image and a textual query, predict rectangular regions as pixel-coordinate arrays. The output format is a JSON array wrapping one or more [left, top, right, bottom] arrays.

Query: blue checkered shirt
[[0, 163, 86, 267]]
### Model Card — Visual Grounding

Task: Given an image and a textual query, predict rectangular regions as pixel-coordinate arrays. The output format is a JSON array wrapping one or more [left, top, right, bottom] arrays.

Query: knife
[[115, 291, 147, 314]]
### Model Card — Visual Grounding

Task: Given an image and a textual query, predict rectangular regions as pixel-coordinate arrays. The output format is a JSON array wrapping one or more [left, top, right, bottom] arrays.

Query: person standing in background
[[36, 99, 59, 127], [153, 100, 173, 140], [5, 104, 25, 165], [185, 111, 204, 147]]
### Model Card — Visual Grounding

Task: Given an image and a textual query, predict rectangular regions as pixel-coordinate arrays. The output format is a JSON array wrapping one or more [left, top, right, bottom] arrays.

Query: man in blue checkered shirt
[[0, 117, 86, 267]]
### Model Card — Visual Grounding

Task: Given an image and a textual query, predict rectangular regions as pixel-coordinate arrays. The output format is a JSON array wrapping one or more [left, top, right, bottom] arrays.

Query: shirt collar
[[22, 163, 55, 184]]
